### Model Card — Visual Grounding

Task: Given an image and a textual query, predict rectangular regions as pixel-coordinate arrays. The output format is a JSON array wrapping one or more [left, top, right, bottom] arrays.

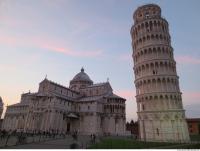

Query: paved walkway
[[3, 135, 93, 149], [0, 135, 63, 148]]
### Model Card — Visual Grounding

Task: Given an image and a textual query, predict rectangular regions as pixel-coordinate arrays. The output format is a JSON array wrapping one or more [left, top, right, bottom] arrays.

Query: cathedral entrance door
[[67, 123, 70, 132]]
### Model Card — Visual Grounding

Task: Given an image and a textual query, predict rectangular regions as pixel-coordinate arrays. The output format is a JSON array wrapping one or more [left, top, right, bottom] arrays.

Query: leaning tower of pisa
[[131, 4, 190, 142]]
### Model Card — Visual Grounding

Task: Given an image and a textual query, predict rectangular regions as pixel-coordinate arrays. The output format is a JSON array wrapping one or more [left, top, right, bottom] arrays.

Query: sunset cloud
[[118, 53, 131, 61], [115, 89, 135, 101], [0, 64, 17, 72], [183, 91, 200, 101], [0, 34, 103, 57], [0, 35, 19, 46], [0, 15, 22, 28], [42, 45, 103, 57], [175, 55, 200, 65]]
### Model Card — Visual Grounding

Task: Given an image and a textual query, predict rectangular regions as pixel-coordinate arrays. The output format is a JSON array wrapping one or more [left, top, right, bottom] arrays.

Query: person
[[90, 134, 95, 144], [90, 134, 93, 143], [5, 130, 12, 146], [75, 130, 78, 140], [0, 130, 6, 140], [72, 131, 75, 140], [93, 134, 96, 143]]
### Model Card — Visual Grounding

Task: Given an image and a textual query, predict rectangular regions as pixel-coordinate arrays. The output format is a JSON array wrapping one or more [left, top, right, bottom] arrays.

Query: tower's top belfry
[[133, 4, 161, 23]]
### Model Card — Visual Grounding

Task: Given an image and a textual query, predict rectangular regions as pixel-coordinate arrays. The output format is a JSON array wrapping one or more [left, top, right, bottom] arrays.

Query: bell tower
[[131, 4, 190, 142]]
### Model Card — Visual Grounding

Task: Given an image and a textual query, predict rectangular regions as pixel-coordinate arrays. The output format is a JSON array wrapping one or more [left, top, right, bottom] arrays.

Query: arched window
[[160, 34, 163, 40], [158, 21, 160, 27], [156, 34, 159, 40], [154, 20, 157, 26], [141, 23, 144, 29], [149, 21, 153, 31], [138, 25, 141, 31], [145, 21, 149, 28], [142, 104, 145, 110], [151, 34, 155, 40]]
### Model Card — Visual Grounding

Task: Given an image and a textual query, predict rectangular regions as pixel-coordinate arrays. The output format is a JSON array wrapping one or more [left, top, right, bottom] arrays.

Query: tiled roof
[[107, 93, 126, 100], [70, 68, 93, 83], [76, 95, 105, 102], [86, 82, 108, 88], [8, 103, 29, 107], [76, 93, 126, 102], [41, 79, 79, 94]]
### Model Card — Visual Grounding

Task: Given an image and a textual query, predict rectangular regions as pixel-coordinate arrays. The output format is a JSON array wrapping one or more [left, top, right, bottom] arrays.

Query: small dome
[[71, 68, 93, 83]]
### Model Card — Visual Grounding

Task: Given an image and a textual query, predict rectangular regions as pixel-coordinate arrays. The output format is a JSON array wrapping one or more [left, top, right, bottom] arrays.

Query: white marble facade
[[131, 4, 190, 142], [2, 68, 126, 136]]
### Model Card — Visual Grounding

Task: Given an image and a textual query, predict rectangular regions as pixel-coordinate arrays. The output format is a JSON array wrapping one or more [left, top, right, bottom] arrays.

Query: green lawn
[[88, 137, 200, 149], [190, 135, 200, 141], [165, 143, 200, 149], [88, 138, 178, 149]]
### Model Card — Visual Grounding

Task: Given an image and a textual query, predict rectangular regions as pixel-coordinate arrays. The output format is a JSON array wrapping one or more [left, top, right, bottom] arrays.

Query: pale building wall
[[2, 77, 126, 136], [79, 114, 97, 135]]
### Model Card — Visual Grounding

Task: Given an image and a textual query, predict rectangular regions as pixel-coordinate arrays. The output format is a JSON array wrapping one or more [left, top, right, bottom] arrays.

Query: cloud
[[42, 45, 103, 57], [0, 34, 103, 57], [182, 91, 200, 105], [0, 35, 19, 46], [183, 91, 200, 99], [175, 55, 200, 65], [118, 53, 131, 61], [0, 64, 17, 72], [115, 89, 135, 100], [0, 14, 22, 28], [185, 103, 200, 118]]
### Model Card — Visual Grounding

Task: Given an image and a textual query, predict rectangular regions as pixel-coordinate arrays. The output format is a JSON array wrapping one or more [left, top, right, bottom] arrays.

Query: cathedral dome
[[71, 68, 93, 83], [69, 68, 93, 91]]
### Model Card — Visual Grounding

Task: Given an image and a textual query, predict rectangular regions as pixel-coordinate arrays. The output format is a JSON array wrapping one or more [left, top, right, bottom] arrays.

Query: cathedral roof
[[40, 78, 79, 94], [76, 92, 126, 102], [107, 93, 126, 100], [77, 95, 105, 102], [70, 68, 93, 83], [86, 82, 109, 88], [0, 97, 3, 106], [8, 103, 28, 107]]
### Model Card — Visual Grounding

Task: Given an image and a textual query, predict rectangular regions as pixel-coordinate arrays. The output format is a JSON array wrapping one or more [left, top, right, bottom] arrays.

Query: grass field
[[88, 138, 178, 149], [190, 134, 200, 141], [88, 137, 200, 149], [164, 143, 200, 149]]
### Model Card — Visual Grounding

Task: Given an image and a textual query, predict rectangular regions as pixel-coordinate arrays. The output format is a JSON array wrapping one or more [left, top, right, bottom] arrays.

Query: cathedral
[[2, 68, 126, 135]]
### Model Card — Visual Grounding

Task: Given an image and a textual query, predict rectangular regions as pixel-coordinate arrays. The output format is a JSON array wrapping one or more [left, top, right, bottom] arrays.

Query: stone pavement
[[0, 135, 62, 148], [3, 135, 93, 149]]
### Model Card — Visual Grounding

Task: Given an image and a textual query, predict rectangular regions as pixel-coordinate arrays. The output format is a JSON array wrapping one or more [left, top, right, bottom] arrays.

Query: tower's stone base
[[138, 112, 190, 142]]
